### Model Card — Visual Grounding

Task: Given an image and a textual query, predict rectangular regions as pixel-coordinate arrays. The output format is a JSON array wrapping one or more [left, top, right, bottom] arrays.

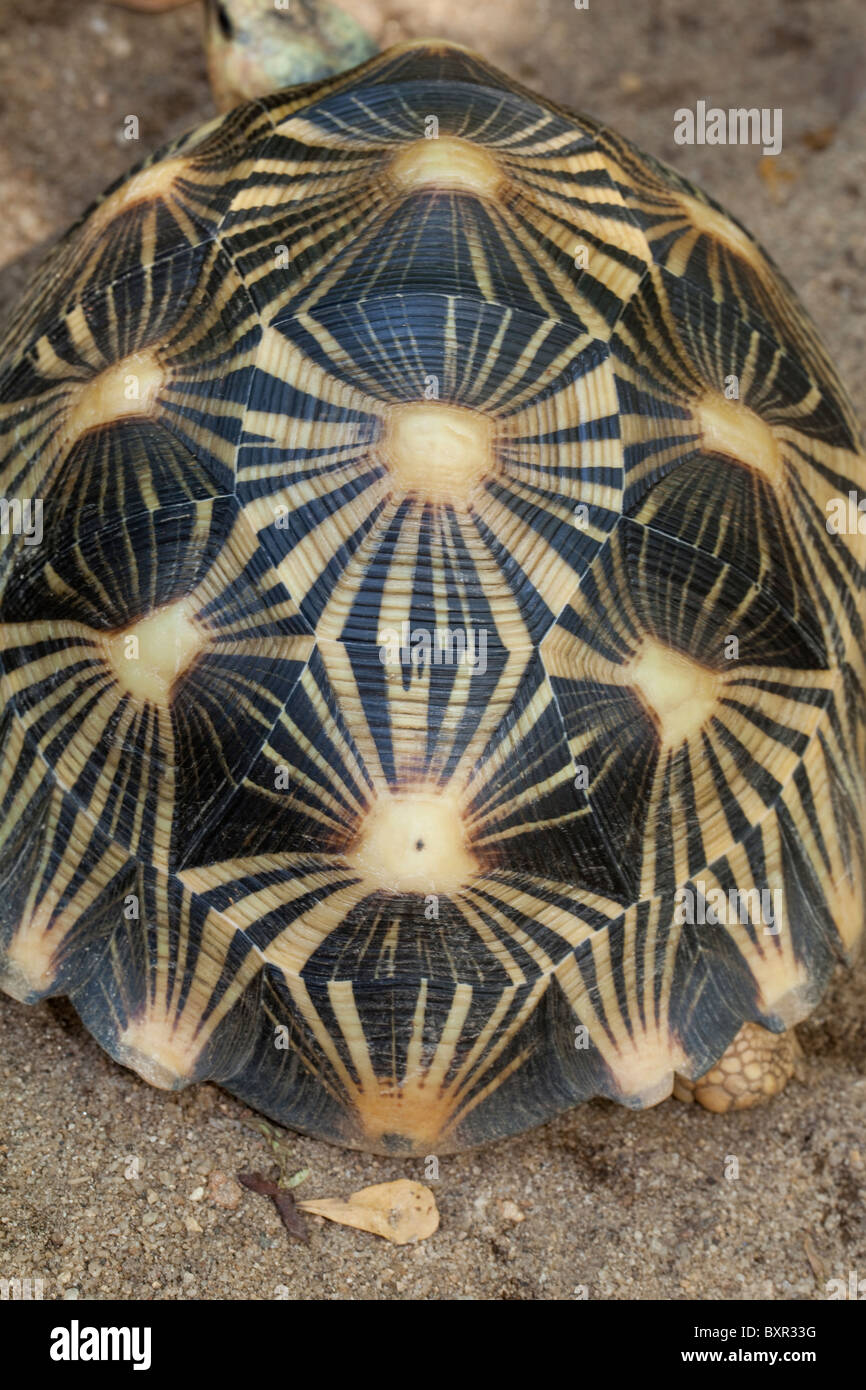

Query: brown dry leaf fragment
[[617, 72, 643, 95], [803, 1232, 826, 1283], [237, 1170, 279, 1197], [298, 1179, 439, 1246], [238, 1171, 309, 1245], [757, 156, 799, 204], [272, 1189, 311, 1245], [801, 125, 837, 152]]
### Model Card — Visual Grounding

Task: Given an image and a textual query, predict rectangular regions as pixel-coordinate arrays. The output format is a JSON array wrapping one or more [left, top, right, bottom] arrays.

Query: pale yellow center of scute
[[68, 351, 164, 440], [88, 156, 187, 236], [382, 403, 495, 504], [626, 639, 720, 748], [390, 136, 502, 197], [104, 599, 204, 705], [349, 790, 478, 895], [696, 394, 781, 487]]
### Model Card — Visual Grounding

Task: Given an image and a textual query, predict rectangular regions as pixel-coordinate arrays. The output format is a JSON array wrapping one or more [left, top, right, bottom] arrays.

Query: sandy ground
[[0, 0, 865, 1301]]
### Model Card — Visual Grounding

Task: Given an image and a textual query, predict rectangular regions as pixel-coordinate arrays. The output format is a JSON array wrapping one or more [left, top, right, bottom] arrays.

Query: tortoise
[[0, 1, 864, 1157]]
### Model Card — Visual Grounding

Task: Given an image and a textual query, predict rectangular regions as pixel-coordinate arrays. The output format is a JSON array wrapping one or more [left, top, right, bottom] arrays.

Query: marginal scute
[[554, 911, 690, 1104], [1, 922, 62, 1001], [116, 1015, 200, 1090], [330, 979, 473, 1150]]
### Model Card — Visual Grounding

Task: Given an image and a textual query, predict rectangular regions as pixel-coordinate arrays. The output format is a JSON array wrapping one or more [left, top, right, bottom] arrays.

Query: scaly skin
[[107, 1, 193, 12], [203, 0, 378, 109], [109, 0, 378, 109], [674, 1024, 804, 1113]]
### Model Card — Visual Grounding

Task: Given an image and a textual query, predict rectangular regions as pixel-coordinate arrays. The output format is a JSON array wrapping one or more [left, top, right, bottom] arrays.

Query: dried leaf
[[803, 1232, 826, 1283], [238, 1170, 280, 1198], [299, 1179, 439, 1245], [757, 156, 799, 204], [238, 1170, 309, 1245], [801, 125, 837, 152], [272, 1189, 311, 1244]]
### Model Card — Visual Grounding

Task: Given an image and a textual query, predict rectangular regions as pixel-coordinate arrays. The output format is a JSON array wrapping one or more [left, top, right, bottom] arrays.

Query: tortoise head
[[204, 0, 378, 110]]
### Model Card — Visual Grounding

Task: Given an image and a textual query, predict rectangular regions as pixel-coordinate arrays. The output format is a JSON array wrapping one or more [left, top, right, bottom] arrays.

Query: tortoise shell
[[1, 42, 864, 1154]]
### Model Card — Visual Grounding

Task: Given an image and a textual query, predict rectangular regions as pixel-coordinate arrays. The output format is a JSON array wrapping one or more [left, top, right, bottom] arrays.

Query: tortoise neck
[[204, 0, 379, 110]]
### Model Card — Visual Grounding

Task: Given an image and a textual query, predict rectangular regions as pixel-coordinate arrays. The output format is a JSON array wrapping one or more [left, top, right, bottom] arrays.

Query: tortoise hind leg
[[673, 1022, 803, 1113]]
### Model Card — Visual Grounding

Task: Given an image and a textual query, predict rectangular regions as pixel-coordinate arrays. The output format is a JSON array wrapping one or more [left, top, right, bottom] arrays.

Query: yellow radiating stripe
[[556, 901, 687, 1100]]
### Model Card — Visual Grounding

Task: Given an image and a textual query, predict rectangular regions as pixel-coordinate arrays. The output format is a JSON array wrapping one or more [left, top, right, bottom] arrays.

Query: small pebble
[[208, 1171, 242, 1209], [500, 1200, 525, 1223]]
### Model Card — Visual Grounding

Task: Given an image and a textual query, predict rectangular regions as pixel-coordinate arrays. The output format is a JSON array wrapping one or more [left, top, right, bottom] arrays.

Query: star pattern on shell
[[0, 42, 864, 1153]]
